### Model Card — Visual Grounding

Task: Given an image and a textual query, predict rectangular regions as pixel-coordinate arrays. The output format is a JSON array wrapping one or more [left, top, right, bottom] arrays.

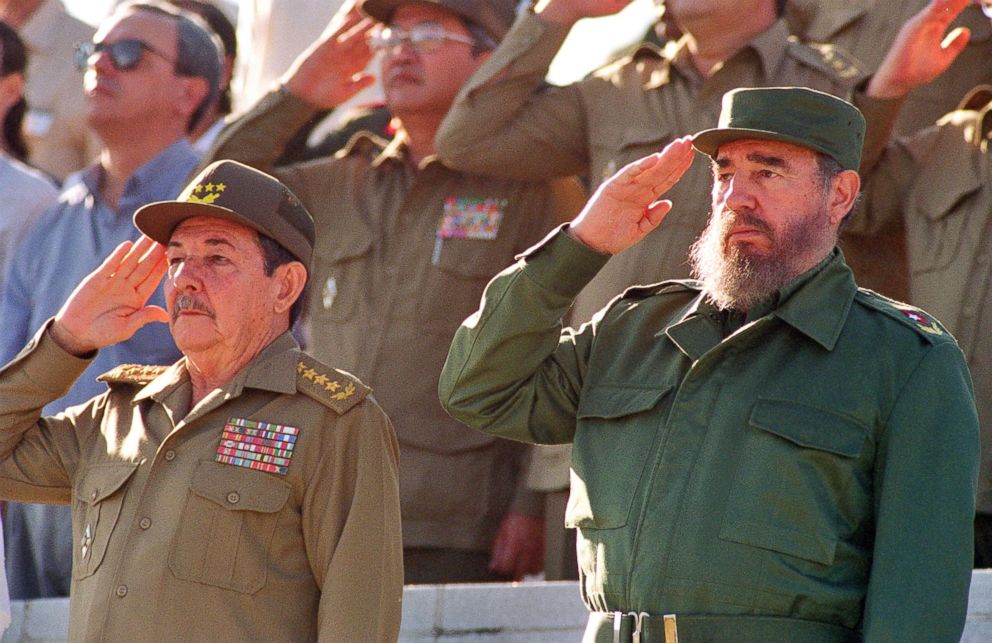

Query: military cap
[[134, 160, 315, 270], [361, 0, 517, 41], [693, 87, 865, 171]]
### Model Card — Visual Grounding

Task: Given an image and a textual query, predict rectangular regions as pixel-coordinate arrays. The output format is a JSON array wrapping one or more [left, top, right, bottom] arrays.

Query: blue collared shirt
[[0, 139, 199, 414]]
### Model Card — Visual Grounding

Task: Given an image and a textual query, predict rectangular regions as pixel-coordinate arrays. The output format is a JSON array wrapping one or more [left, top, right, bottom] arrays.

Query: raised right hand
[[281, 0, 377, 108], [51, 236, 170, 356], [570, 136, 695, 255], [535, 0, 635, 27]]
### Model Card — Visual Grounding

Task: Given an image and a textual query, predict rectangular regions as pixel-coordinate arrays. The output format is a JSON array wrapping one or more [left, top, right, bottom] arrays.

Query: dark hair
[[121, 2, 223, 132], [169, 0, 236, 115], [0, 21, 29, 161], [776, 0, 787, 17], [257, 233, 307, 327]]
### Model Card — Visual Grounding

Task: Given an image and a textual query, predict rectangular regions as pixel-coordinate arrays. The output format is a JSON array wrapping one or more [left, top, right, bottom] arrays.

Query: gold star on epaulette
[[325, 380, 340, 392]]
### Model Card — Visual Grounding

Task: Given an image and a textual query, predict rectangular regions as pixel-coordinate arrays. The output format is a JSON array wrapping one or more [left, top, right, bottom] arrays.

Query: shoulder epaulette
[[620, 279, 702, 300], [855, 289, 954, 345], [295, 354, 370, 415], [97, 363, 170, 386], [787, 38, 866, 83]]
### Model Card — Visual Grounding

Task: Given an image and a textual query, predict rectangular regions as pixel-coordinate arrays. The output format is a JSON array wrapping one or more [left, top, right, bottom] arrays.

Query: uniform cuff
[[517, 225, 611, 299]]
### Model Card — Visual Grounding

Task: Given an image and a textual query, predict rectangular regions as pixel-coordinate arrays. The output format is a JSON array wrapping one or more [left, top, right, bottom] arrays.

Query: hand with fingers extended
[[535, 0, 634, 26], [51, 236, 171, 357], [282, 0, 377, 108], [569, 136, 696, 255], [867, 0, 971, 100]]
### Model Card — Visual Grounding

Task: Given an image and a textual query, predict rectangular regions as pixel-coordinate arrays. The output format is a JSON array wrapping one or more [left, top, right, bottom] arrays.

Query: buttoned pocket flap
[[75, 462, 139, 505], [316, 222, 373, 262], [191, 463, 291, 513], [577, 384, 674, 420], [749, 399, 867, 458]]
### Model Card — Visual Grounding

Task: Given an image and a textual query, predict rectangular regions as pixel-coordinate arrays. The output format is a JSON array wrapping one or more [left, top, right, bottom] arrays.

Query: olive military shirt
[[207, 89, 582, 551], [0, 325, 403, 642], [435, 11, 866, 322], [439, 228, 979, 641], [855, 97, 992, 515]]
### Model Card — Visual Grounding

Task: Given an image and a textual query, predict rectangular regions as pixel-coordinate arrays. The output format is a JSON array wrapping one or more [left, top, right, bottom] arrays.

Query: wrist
[[49, 320, 97, 358]]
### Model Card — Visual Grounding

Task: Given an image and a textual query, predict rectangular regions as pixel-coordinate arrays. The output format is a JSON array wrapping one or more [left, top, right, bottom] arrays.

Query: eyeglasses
[[367, 23, 476, 54], [74, 39, 174, 72]]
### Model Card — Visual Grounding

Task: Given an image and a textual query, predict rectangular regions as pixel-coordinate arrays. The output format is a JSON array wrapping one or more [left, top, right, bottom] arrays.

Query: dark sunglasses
[[74, 39, 173, 72]]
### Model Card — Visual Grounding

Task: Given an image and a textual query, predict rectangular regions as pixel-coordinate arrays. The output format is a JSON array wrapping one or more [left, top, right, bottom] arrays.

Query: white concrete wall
[[5, 573, 992, 642]]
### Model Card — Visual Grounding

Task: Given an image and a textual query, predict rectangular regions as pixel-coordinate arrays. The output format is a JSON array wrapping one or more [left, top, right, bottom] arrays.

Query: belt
[[585, 611, 860, 643]]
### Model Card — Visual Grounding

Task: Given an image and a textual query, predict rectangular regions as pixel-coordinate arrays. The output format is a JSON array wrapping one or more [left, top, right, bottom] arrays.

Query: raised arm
[[439, 139, 694, 442], [436, 3, 638, 180]]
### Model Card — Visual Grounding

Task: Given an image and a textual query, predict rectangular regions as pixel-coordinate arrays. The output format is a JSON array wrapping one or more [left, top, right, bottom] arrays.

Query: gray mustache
[[172, 294, 214, 321]]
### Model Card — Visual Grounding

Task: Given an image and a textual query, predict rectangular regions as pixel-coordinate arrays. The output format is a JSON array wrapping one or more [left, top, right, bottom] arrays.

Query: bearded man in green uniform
[[0, 160, 403, 641], [440, 87, 979, 642]]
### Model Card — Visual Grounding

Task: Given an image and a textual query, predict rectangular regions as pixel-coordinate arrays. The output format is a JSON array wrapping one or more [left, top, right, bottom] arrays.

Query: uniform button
[[226, 492, 240, 505], [90, 490, 98, 501], [139, 517, 152, 530], [115, 585, 128, 598], [164, 450, 176, 461]]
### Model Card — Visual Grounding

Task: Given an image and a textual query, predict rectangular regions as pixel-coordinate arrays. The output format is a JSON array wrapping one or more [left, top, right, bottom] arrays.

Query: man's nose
[[169, 260, 202, 290], [723, 175, 757, 212]]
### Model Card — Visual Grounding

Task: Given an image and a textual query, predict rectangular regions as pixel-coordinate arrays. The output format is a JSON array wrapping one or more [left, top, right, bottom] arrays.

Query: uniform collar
[[134, 331, 301, 405], [666, 249, 856, 359], [648, 18, 790, 90], [786, 0, 875, 43]]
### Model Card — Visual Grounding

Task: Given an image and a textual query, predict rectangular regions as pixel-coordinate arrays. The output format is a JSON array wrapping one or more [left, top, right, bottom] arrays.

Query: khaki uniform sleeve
[[435, 12, 592, 181], [203, 88, 321, 175], [304, 398, 403, 643], [862, 341, 979, 641], [0, 322, 95, 502], [439, 228, 610, 445]]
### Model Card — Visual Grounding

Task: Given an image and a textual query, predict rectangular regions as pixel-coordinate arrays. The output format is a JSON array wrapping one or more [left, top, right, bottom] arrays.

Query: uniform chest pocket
[[169, 461, 291, 594], [590, 124, 670, 186], [906, 200, 974, 275], [73, 462, 139, 579], [567, 384, 674, 530], [311, 232, 373, 323], [720, 399, 871, 566]]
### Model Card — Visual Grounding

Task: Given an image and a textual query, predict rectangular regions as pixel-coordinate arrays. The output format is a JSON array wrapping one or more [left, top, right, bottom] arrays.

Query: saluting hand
[[51, 236, 170, 357], [281, 0, 376, 109], [535, 0, 635, 27], [569, 136, 695, 256], [867, 0, 971, 99]]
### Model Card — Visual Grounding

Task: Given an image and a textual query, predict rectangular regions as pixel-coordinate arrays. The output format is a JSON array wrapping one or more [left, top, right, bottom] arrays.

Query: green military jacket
[[0, 325, 403, 642], [436, 12, 866, 322], [206, 89, 581, 550], [856, 96, 992, 514], [440, 229, 979, 641]]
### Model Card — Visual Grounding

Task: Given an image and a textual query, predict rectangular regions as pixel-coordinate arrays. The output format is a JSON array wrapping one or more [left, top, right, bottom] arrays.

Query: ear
[[827, 169, 861, 226], [0, 73, 25, 114], [271, 261, 308, 317], [174, 75, 211, 123]]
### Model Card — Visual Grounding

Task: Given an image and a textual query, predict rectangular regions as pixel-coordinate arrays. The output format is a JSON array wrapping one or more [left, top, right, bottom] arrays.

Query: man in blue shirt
[[0, 2, 220, 599]]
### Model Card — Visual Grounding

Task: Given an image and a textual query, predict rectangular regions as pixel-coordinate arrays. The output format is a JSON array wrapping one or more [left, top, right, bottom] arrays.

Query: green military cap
[[134, 160, 315, 270], [692, 87, 865, 171], [361, 0, 517, 41]]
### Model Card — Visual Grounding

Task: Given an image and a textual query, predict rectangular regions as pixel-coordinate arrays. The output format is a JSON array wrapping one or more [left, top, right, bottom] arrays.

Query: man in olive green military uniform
[[0, 160, 403, 641], [205, 0, 585, 582], [440, 87, 979, 641], [844, 0, 992, 566]]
